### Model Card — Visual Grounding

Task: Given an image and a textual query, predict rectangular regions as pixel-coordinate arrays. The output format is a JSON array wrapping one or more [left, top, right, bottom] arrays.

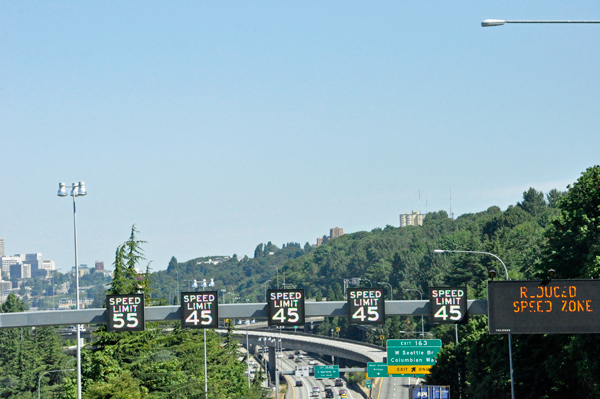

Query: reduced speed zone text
[[181, 291, 219, 329], [267, 289, 305, 327], [347, 288, 385, 325], [106, 294, 145, 332], [429, 287, 467, 324]]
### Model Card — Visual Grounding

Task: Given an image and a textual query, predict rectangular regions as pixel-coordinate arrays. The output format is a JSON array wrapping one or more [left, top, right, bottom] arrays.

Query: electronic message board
[[181, 291, 219, 329], [267, 289, 305, 327], [488, 279, 600, 334], [106, 294, 145, 332], [347, 287, 385, 325], [429, 287, 467, 324]]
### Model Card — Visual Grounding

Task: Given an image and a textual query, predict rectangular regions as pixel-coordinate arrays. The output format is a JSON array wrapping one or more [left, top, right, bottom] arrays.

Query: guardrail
[[0, 299, 487, 328]]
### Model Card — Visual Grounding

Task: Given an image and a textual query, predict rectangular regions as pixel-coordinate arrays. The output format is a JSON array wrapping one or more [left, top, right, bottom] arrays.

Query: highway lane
[[280, 350, 358, 399], [375, 376, 410, 399]]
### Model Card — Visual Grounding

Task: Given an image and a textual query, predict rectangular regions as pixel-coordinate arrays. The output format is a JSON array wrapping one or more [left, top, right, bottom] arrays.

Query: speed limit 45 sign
[[347, 288, 385, 325], [267, 289, 305, 327], [429, 287, 467, 324], [106, 294, 145, 332], [181, 291, 219, 329]]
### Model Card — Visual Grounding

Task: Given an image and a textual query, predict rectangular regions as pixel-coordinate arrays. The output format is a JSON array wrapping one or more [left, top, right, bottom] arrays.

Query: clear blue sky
[[1, 2, 599, 272]]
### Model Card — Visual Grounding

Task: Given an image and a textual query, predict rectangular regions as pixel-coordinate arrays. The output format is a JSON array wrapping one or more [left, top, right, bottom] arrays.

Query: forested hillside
[[153, 166, 600, 399]]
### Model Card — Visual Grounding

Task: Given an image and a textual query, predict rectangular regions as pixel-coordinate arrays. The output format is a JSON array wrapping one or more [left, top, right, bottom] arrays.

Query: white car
[[308, 360, 317, 365], [66, 325, 86, 333]]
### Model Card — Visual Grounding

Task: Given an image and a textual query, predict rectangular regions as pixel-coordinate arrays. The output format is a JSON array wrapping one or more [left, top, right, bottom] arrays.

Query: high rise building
[[10, 263, 31, 279], [1, 256, 22, 275], [400, 210, 425, 227], [0, 239, 4, 257], [330, 227, 344, 239], [95, 261, 104, 271]]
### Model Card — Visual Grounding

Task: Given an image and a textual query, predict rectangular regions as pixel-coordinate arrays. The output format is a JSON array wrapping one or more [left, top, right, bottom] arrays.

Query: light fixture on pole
[[377, 282, 393, 300], [482, 19, 600, 27], [406, 289, 425, 337], [262, 280, 271, 302], [57, 181, 86, 399], [39, 368, 75, 399], [434, 249, 515, 399]]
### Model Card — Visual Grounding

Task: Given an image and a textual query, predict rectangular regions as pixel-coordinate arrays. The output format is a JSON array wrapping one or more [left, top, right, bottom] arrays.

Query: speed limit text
[[270, 291, 302, 308], [109, 295, 142, 313], [350, 290, 382, 306], [183, 294, 216, 309]]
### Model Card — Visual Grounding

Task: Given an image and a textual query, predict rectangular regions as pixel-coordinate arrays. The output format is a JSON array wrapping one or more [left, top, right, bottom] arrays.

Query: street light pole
[[406, 289, 424, 337], [434, 249, 514, 399], [262, 280, 271, 302], [57, 181, 86, 399], [39, 368, 75, 399], [482, 19, 600, 27], [377, 282, 393, 300]]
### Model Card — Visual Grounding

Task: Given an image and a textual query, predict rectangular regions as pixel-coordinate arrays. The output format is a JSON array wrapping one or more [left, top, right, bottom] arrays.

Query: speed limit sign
[[347, 288, 385, 325], [106, 294, 145, 332], [429, 287, 467, 324], [267, 289, 305, 327], [181, 291, 219, 329]]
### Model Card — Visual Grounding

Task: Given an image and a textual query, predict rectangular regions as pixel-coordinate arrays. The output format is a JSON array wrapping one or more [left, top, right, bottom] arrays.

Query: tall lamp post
[[57, 181, 86, 399], [38, 368, 75, 399], [272, 265, 279, 289], [406, 289, 424, 337], [192, 278, 215, 398], [482, 19, 600, 27], [377, 282, 393, 300], [262, 280, 271, 302], [434, 249, 514, 399]]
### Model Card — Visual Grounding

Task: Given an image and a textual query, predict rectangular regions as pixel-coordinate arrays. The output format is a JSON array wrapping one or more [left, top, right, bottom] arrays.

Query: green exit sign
[[366, 379, 372, 389], [367, 362, 388, 378], [314, 365, 339, 379]]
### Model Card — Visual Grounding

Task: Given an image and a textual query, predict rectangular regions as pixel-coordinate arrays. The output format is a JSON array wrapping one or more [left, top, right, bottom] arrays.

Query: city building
[[71, 264, 91, 276], [0, 238, 4, 257], [1, 255, 22, 275], [0, 280, 12, 291], [330, 227, 344, 239], [95, 261, 104, 271], [400, 210, 426, 227], [314, 227, 345, 247], [10, 262, 31, 279]]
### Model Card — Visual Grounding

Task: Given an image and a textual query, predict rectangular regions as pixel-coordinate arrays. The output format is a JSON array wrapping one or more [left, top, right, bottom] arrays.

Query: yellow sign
[[387, 365, 432, 375], [336, 327, 341, 332], [380, 335, 385, 340]]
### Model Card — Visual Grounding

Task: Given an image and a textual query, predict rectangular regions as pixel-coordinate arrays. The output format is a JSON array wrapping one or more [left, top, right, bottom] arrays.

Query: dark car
[[288, 354, 295, 359], [295, 357, 302, 363], [335, 379, 344, 387], [296, 380, 303, 387], [325, 389, 334, 398]]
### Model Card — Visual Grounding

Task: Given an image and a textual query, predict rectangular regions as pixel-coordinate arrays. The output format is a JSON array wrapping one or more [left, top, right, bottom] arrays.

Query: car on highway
[[308, 360, 317, 365], [324, 384, 333, 390], [312, 387, 320, 396], [338, 389, 348, 398], [288, 354, 295, 359], [325, 389, 334, 398], [66, 325, 86, 333], [335, 378, 344, 387], [296, 380, 303, 387], [295, 350, 300, 355], [295, 357, 302, 363]]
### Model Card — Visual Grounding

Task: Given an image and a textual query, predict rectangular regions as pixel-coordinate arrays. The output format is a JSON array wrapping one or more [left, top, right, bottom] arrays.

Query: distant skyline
[[1, 2, 598, 272]]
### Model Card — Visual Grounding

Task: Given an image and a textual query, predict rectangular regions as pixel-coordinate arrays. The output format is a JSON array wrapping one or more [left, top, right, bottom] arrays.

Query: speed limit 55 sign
[[106, 294, 145, 332], [347, 288, 385, 325], [429, 287, 467, 324], [267, 289, 305, 327], [181, 291, 219, 329]]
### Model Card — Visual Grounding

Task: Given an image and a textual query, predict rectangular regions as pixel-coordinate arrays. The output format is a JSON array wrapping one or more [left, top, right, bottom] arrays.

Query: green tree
[[544, 166, 600, 278]]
